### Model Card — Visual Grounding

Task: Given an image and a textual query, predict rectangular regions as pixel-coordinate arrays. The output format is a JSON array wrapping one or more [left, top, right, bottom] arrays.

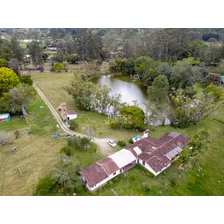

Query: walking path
[[33, 83, 113, 155]]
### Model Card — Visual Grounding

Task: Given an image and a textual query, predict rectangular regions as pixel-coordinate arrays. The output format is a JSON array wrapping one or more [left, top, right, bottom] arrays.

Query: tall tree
[[147, 75, 170, 125], [147, 75, 169, 105], [2, 84, 36, 119], [73, 29, 90, 60], [171, 60, 194, 89], [10, 37, 24, 69], [29, 41, 43, 67], [8, 58, 20, 75], [120, 105, 145, 129], [73, 29, 103, 61], [93, 84, 112, 114]]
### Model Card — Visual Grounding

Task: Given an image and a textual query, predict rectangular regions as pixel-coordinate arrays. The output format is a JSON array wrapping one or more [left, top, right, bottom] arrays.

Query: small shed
[[0, 113, 10, 122], [67, 112, 77, 120]]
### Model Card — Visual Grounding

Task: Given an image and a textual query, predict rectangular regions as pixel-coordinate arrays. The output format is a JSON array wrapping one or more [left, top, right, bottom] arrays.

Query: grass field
[[31, 72, 139, 140], [24, 61, 109, 72], [78, 115, 224, 196], [30, 71, 224, 196], [1, 70, 224, 195], [0, 96, 66, 195]]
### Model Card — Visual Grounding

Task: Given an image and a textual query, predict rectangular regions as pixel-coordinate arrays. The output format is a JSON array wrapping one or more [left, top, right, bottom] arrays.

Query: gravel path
[[33, 83, 113, 155]]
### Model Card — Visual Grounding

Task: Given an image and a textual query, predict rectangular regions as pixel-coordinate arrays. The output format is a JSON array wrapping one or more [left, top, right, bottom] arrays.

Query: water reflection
[[93, 75, 147, 111]]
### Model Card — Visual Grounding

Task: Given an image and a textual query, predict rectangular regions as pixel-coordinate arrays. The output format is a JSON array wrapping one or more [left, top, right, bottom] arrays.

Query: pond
[[92, 75, 147, 111], [92, 75, 170, 125]]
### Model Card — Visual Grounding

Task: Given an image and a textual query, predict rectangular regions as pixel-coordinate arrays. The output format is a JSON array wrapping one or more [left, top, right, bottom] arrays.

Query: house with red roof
[[79, 132, 189, 192]]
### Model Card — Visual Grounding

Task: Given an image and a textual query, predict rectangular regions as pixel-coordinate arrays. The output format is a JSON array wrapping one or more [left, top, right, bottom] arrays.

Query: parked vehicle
[[107, 139, 117, 147]]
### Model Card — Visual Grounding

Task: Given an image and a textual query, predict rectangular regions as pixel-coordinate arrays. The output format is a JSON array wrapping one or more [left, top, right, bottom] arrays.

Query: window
[[143, 161, 145, 166], [113, 172, 116, 175]]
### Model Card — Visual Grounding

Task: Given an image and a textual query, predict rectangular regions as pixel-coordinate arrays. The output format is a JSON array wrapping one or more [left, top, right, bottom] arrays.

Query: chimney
[[143, 130, 149, 138]]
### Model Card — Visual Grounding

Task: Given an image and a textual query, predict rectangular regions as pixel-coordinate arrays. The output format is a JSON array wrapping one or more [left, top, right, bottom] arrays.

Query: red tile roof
[[127, 132, 189, 174], [79, 163, 108, 187], [97, 157, 119, 175], [79, 132, 190, 188]]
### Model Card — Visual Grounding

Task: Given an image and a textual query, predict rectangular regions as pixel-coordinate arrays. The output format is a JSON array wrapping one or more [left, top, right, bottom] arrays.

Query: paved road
[[33, 83, 113, 155]]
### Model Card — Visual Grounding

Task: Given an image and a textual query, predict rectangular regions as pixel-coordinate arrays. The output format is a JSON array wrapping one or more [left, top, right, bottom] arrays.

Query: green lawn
[[3, 70, 224, 195], [0, 96, 66, 195], [78, 114, 224, 196], [31, 72, 139, 140]]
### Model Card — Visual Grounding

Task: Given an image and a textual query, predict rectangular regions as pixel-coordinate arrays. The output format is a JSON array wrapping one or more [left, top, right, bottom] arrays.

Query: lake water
[[92, 75, 170, 125], [92, 75, 147, 111]]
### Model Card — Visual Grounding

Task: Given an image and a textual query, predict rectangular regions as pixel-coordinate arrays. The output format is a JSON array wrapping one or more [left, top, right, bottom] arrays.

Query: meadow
[[0, 96, 66, 195], [31, 71, 224, 196], [1, 70, 224, 195]]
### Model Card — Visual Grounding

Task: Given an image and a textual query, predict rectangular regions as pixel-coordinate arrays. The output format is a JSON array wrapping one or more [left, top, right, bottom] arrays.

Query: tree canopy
[[120, 105, 145, 129], [0, 67, 20, 96]]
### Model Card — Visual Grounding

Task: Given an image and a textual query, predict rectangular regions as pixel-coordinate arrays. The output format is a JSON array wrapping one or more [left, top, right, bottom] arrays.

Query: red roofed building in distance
[[79, 131, 190, 192]]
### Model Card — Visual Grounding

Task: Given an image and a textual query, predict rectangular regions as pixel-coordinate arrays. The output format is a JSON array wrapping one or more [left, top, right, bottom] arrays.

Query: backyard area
[[0, 96, 66, 195]]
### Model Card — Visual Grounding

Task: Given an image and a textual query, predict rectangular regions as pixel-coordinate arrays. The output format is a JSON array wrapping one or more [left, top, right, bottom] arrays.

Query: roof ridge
[[96, 162, 109, 176]]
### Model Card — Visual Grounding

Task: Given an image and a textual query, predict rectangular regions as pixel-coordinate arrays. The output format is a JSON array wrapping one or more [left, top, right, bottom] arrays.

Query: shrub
[[60, 146, 72, 156], [169, 178, 176, 187], [69, 119, 79, 131], [0, 58, 8, 68], [67, 136, 81, 149], [183, 86, 197, 98], [75, 96, 91, 111], [117, 140, 126, 147], [66, 54, 80, 64], [80, 137, 90, 149], [19, 75, 33, 85], [122, 58, 135, 75], [128, 138, 134, 144], [206, 73, 221, 85], [108, 118, 119, 129], [109, 57, 125, 72], [34, 176, 55, 196], [54, 63, 64, 71]]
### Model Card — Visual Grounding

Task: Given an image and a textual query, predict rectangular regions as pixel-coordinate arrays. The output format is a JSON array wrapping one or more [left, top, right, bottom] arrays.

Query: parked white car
[[107, 139, 117, 147]]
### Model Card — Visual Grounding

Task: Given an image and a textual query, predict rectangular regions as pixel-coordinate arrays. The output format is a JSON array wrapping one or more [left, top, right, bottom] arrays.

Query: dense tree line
[[2, 28, 224, 67]]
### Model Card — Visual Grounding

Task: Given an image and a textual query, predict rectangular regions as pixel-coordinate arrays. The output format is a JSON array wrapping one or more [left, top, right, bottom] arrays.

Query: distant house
[[57, 103, 77, 122], [0, 113, 10, 122], [79, 132, 189, 191]]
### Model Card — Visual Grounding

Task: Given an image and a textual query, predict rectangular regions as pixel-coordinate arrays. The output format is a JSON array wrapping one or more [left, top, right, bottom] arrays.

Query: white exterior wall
[[87, 170, 121, 192], [138, 159, 171, 176], [67, 114, 77, 120]]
